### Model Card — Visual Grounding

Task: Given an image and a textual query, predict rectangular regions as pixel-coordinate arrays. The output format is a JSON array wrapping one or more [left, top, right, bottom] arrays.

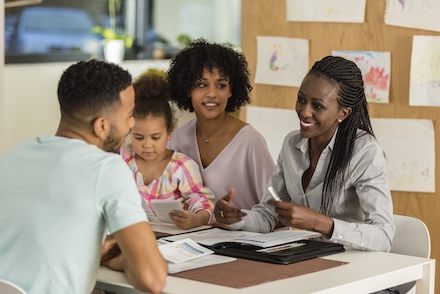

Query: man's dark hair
[[57, 59, 132, 125]]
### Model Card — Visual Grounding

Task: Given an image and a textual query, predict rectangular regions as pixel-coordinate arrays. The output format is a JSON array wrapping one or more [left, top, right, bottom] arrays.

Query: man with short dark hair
[[0, 59, 167, 294]]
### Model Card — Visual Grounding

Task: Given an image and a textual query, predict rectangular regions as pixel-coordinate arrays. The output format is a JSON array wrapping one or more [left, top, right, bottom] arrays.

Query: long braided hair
[[309, 56, 375, 214]]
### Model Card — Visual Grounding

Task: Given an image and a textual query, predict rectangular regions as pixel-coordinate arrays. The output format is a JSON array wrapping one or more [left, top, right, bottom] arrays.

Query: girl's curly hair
[[167, 38, 252, 112], [133, 72, 176, 132]]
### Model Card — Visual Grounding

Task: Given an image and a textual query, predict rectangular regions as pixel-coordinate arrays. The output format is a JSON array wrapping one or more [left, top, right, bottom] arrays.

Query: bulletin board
[[241, 0, 440, 290]]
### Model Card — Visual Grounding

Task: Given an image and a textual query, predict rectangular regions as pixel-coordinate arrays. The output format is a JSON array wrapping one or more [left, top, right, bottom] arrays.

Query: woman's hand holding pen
[[273, 201, 334, 237], [214, 188, 245, 224]]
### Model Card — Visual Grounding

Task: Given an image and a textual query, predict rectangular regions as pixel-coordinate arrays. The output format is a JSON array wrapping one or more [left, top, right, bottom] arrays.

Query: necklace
[[200, 115, 227, 143]]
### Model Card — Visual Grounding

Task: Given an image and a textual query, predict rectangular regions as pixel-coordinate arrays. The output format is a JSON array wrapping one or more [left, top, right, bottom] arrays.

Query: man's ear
[[92, 117, 110, 139]]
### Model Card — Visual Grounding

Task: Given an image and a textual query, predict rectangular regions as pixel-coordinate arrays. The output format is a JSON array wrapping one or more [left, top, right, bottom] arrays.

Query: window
[[4, 0, 241, 64]]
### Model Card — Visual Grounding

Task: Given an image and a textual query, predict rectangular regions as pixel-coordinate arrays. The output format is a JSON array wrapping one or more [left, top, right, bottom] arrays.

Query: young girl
[[121, 71, 215, 229]]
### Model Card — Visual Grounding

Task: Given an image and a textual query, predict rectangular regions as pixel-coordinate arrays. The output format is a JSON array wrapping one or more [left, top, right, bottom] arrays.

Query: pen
[[267, 186, 281, 201]]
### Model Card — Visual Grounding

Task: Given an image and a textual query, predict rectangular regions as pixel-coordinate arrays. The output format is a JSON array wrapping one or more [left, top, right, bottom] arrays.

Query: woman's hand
[[214, 188, 245, 225], [273, 201, 334, 237]]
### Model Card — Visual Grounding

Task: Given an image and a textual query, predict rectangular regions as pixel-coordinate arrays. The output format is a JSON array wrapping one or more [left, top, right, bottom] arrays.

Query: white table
[[95, 248, 435, 294]]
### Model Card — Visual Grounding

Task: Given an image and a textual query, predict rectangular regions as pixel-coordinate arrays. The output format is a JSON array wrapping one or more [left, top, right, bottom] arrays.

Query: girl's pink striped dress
[[121, 143, 215, 224]]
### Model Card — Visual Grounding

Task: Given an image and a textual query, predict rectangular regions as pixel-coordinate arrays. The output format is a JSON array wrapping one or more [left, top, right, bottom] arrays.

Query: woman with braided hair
[[215, 56, 395, 252]]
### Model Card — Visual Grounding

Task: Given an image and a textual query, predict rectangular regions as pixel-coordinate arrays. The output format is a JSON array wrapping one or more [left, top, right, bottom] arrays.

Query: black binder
[[207, 239, 345, 265]]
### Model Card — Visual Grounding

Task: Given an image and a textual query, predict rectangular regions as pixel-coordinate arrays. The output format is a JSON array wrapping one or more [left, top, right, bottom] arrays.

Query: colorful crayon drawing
[[332, 50, 391, 103], [269, 44, 289, 71], [364, 67, 389, 101], [255, 36, 309, 87]]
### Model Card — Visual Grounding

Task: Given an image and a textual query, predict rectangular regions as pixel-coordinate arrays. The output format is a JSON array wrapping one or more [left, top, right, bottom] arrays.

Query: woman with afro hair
[[167, 39, 275, 211]]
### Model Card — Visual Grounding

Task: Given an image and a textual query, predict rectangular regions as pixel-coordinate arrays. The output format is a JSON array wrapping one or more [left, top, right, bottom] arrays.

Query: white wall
[[155, 0, 241, 47], [2, 59, 194, 155]]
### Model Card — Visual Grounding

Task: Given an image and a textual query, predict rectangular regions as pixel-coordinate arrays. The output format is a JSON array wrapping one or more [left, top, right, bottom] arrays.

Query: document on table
[[167, 254, 236, 274], [163, 228, 321, 248], [158, 238, 213, 264], [162, 228, 261, 246], [232, 230, 322, 248], [158, 238, 236, 273], [162, 228, 321, 248]]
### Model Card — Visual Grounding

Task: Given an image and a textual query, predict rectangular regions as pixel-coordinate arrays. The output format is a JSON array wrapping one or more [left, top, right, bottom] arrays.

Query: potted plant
[[92, 27, 133, 49], [177, 34, 192, 49], [92, 0, 133, 64]]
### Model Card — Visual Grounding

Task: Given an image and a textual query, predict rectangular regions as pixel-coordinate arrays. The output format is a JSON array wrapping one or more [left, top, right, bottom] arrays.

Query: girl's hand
[[169, 210, 209, 230]]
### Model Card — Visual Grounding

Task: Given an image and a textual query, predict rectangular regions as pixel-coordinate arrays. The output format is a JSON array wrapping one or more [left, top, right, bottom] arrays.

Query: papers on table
[[158, 238, 213, 264], [162, 228, 261, 246], [162, 228, 321, 248], [157, 229, 322, 272], [158, 237, 236, 273], [232, 230, 322, 248], [167, 254, 236, 274]]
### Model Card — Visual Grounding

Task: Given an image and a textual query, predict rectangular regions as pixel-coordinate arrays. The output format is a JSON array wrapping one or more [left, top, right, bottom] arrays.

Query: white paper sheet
[[371, 118, 435, 193], [163, 228, 261, 246], [162, 228, 320, 248], [167, 254, 236, 274], [246, 105, 299, 163], [232, 230, 321, 248], [254, 36, 309, 87], [158, 238, 214, 264], [409, 36, 440, 107], [150, 199, 183, 224], [286, 0, 366, 23], [384, 0, 440, 32]]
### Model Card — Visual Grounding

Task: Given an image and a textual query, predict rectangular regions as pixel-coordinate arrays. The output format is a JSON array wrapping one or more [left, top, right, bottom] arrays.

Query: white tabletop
[[96, 248, 435, 294]]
